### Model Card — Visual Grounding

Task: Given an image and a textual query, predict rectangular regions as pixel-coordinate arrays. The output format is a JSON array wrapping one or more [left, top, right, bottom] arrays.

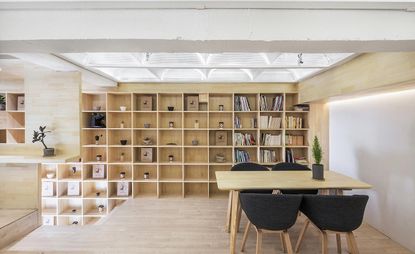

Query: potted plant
[[0, 95, 5, 111], [32, 126, 55, 157], [312, 136, 324, 180]]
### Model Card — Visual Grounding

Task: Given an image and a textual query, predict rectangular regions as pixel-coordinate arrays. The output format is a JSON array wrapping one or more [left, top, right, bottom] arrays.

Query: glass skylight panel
[[207, 53, 267, 66], [161, 69, 203, 81], [61, 52, 354, 83]]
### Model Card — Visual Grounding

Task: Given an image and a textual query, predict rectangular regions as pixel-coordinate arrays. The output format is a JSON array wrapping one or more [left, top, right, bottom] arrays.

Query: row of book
[[235, 149, 251, 163], [285, 148, 308, 164], [234, 96, 251, 111], [259, 116, 282, 129], [234, 133, 256, 146], [260, 95, 284, 111], [234, 116, 257, 128], [285, 116, 303, 129], [285, 135, 305, 146], [260, 149, 278, 163], [261, 133, 282, 146]]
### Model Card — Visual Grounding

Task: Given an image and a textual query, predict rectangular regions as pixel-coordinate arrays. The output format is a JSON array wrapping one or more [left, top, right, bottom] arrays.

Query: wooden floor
[[5, 198, 413, 254], [0, 209, 36, 229]]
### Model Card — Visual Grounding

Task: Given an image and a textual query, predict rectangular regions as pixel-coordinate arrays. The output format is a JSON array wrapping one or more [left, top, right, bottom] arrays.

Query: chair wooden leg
[[295, 219, 310, 253], [336, 233, 342, 253], [280, 232, 287, 253], [283, 231, 294, 254], [225, 191, 232, 233], [241, 221, 251, 252], [346, 232, 359, 254], [256, 229, 263, 254], [321, 231, 329, 254], [236, 204, 242, 233]]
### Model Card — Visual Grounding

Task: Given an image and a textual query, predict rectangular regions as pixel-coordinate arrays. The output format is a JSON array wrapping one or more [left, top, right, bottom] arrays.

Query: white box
[[117, 182, 129, 196], [17, 96, 25, 111], [42, 182, 54, 197], [67, 182, 80, 196], [92, 164, 105, 179], [42, 216, 55, 226]]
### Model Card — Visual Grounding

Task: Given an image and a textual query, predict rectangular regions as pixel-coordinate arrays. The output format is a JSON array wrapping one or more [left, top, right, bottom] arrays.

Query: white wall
[[329, 89, 415, 252]]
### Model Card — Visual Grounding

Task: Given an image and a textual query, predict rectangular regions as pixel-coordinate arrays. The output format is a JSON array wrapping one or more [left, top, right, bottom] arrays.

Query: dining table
[[216, 170, 372, 254]]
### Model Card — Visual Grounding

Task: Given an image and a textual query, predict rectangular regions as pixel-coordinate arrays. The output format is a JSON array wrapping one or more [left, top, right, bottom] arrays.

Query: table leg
[[225, 191, 232, 233], [230, 190, 240, 254]]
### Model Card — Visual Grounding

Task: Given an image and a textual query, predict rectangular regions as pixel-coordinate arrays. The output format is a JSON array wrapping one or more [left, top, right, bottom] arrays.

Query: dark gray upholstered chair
[[225, 163, 271, 233], [271, 162, 318, 195], [239, 193, 302, 254], [295, 195, 369, 254]]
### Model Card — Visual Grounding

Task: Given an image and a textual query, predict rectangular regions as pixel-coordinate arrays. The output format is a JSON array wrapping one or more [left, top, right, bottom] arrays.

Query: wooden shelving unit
[[41, 91, 309, 225], [0, 92, 25, 144]]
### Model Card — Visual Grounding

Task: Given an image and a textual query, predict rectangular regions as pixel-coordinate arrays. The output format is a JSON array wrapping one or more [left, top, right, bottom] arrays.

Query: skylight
[[61, 53, 354, 83]]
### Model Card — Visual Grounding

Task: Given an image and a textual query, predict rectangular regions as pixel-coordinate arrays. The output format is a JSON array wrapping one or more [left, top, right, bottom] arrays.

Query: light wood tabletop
[[215, 170, 372, 254], [216, 170, 372, 191]]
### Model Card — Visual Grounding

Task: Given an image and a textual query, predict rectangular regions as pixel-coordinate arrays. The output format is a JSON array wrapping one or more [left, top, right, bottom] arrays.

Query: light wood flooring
[[5, 198, 413, 254]]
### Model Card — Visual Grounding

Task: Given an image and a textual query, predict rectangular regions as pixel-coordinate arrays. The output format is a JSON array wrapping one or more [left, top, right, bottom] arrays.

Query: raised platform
[[0, 209, 39, 249], [6, 198, 412, 253]]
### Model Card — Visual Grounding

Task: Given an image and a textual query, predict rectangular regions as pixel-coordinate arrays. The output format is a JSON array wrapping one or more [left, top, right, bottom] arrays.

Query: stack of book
[[260, 95, 283, 111], [261, 133, 282, 146], [260, 149, 278, 163], [234, 96, 251, 111], [235, 149, 251, 163], [285, 116, 303, 129], [259, 116, 282, 129], [234, 133, 256, 146], [285, 148, 308, 164], [285, 134, 305, 146]]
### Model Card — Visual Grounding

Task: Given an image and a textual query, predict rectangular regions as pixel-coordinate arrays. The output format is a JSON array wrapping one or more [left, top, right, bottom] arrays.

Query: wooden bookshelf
[[0, 92, 25, 144], [41, 91, 309, 225]]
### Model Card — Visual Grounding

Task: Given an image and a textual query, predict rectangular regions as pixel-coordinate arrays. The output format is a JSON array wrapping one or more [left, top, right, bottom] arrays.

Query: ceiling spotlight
[[297, 53, 304, 65], [145, 53, 151, 62]]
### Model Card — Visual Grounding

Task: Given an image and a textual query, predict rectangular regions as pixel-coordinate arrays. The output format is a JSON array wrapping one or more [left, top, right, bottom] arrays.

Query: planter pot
[[43, 148, 55, 157], [312, 164, 324, 180]]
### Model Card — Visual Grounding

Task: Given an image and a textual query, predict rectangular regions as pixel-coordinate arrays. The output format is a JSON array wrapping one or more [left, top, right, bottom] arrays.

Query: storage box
[[186, 96, 199, 111], [141, 96, 153, 111], [67, 182, 80, 196], [117, 182, 129, 196], [92, 164, 105, 179], [215, 131, 228, 146], [42, 182, 54, 197], [17, 96, 25, 111], [140, 148, 153, 162], [199, 93, 208, 103]]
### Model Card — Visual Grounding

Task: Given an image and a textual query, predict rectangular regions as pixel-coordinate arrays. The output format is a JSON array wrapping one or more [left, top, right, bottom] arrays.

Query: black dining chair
[[239, 193, 302, 254], [295, 194, 369, 254], [271, 162, 318, 195], [225, 163, 271, 233]]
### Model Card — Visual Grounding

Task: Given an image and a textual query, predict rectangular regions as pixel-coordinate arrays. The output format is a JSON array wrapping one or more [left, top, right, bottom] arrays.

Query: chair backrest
[[231, 162, 269, 171], [301, 195, 369, 232], [272, 162, 310, 171], [239, 193, 302, 231]]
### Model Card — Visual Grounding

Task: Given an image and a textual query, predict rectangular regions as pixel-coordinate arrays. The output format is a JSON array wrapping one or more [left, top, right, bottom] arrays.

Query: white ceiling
[[61, 52, 354, 83]]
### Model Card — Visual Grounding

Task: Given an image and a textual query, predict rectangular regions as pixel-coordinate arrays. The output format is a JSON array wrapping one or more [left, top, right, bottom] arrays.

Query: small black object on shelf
[[89, 113, 106, 128]]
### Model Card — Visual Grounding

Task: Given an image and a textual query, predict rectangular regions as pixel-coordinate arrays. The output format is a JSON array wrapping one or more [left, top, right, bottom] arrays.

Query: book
[[261, 133, 282, 146], [285, 134, 305, 146], [234, 133, 256, 146], [235, 149, 251, 163], [234, 96, 251, 111], [260, 149, 278, 163], [285, 116, 303, 129], [260, 95, 283, 111], [259, 116, 281, 129]]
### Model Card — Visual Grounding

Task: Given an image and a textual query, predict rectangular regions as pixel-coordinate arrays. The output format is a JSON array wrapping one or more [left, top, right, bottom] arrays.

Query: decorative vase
[[120, 106, 127, 111], [120, 172, 126, 179], [120, 139, 127, 145], [169, 121, 174, 128], [312, 164, 324, 180], [143, 172, 150, 179], [120, 121, 125, 128], [167, 106, 174, 111], [144, 123, 151, 128], [219, 122, 224, 129], [168, 155, 174, 162], [192, 140, 199, 146], [43, 148, 55, 157], [96, 154, 102, 161]]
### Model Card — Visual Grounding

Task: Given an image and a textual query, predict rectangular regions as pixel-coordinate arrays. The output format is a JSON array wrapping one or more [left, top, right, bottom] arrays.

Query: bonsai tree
[[32, 126, 50, 149], [32, 126, 55, 156]]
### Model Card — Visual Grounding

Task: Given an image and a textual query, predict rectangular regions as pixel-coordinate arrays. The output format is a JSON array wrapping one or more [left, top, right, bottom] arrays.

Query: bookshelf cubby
[[0, 92, 25, 144], [40, 91, 310, 225]]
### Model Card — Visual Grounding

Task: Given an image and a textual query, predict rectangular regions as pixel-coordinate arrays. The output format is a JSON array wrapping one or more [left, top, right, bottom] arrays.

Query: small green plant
[[312, 136, 323, 165]]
